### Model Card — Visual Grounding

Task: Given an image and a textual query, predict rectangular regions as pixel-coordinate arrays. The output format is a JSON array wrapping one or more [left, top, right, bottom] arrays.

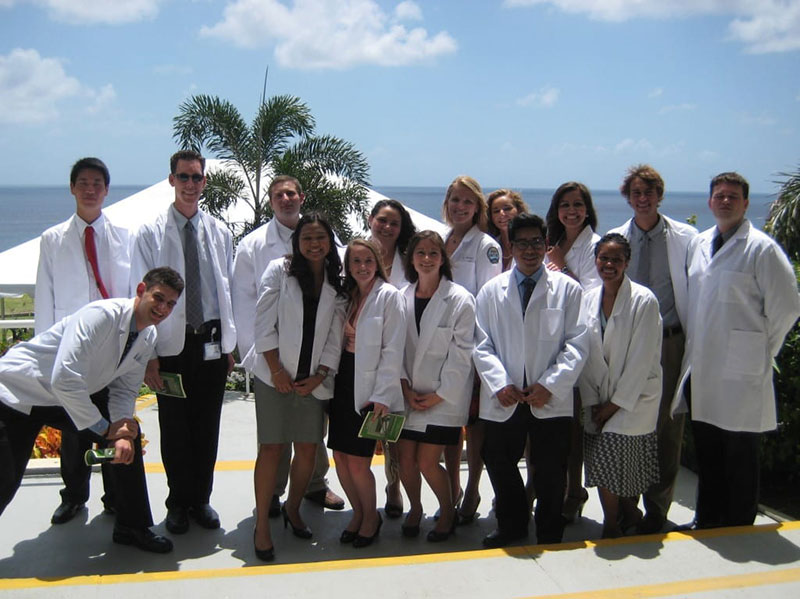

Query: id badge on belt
[[203, 327, 222, 361]]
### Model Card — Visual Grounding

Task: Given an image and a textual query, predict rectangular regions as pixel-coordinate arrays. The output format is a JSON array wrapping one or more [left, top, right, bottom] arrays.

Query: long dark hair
[[545, 181, 598, 245], [287, 212, 344, 296], [403, 230, 453, 283], [369, 199, 417, 255]]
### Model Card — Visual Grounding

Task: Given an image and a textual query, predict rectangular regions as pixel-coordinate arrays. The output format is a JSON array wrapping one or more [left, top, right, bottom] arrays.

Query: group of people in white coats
[[1, 155, 797, 560]]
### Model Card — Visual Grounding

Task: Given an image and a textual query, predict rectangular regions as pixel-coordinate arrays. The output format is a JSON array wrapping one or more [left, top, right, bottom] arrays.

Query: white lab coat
[[578, 277, 663, 435], [607, 215, 697, 328], [0, 298, 156, 431], [349, 279, 406, 413], [130, 207, 236, 357], [447, 225, 502, 296], [387, 248, 409, 289], [672, 220, 800, 432], [252, 258, 346, 399], [34, 213, 131, 333], [232, 219, 292, 365], [400, 278, 475, 431], [474, 268, 589, 422], [545, 225, 601, 291]]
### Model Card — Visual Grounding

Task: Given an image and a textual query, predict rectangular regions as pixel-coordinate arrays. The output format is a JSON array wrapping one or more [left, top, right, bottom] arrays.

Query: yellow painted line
[[135, 394, 158, 410], [143, 456, 383, 473], [2, 522, 798, 591], [519, 567, 800, 599]]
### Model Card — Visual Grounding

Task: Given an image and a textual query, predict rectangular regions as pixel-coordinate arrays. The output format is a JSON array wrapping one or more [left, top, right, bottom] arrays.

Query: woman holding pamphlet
[[328, 239, 405, 548], [577, 233, 662, 539], [251, 213, 347, 561], [367, 199, 417, 519], [396, 231, 475, 542]]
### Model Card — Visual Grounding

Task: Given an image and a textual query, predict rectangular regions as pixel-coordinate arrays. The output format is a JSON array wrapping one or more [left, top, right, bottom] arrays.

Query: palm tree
[[173, 93, 370, 242], [766, 164, 800, 261]]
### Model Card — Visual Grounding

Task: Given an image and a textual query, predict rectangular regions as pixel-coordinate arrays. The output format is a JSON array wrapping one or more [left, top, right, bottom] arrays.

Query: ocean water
[[0, 185, 773, 253]]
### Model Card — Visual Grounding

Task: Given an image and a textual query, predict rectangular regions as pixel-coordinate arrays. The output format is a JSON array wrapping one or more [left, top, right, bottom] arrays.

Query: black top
[[295, 293, 320, 381], [414, 296, 431, 334]]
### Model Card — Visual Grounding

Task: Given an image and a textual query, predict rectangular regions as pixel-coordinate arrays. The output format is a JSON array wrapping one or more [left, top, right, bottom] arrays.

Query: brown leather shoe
[[305, 488, 345, 510]]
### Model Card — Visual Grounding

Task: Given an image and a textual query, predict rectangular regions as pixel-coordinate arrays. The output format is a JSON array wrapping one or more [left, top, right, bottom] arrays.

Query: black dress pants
[[59, 388, 115, 508], [482, 403, 571, 544], [156, 325, 228, 510], [0, 401, 152, 528]]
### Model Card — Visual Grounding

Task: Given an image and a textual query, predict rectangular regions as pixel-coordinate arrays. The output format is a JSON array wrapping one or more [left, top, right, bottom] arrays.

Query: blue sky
[[1, 0, 798, 193]]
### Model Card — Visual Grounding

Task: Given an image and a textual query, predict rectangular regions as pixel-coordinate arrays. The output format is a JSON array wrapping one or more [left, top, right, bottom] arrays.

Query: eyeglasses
[[174, 173, 204, 183], [512, 238, 545, 250]]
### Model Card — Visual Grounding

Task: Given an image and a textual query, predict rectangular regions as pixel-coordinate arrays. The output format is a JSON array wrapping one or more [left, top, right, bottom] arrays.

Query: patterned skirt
[[584, 431, 659, 497]]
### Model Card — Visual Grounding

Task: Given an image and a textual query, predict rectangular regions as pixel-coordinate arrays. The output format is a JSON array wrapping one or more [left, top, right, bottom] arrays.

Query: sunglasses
[[174, 173, 204, 183]]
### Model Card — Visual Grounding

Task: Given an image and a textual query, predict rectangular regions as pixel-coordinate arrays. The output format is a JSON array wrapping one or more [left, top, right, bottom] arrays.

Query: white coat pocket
[[538, 308, 564, 340], [722, 330, 767, 378], [718, 271, 757, 305], [428, 327, 451, 357]]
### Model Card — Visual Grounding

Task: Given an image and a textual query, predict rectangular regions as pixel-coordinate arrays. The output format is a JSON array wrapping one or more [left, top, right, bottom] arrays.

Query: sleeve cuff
[[87, 417, 109, 438]]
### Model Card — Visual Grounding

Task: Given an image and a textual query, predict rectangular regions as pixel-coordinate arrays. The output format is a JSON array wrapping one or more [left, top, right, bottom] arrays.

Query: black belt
[[186, 319, 222, 339], [663, 324, 683, 339]]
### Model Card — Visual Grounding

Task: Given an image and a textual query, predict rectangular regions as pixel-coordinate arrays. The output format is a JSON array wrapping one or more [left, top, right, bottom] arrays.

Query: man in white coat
[[0, 267, 184, 553], [673, 172, 800, 529], [232, 175, 344, 516], [130, 150, 236, 535], [35, 157, 132, 525], [475, 213, 588, 547], [608, 164, 697, 534]]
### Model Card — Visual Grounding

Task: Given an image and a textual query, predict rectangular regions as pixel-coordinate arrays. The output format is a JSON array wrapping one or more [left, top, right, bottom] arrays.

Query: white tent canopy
[[0, 160, 446, 296]]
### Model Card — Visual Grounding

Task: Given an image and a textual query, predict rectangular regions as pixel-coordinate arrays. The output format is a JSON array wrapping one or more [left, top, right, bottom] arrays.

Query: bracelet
[[271, 367, 285, 376], [561, 266, 570, 274], [316, 368, 330, 378]]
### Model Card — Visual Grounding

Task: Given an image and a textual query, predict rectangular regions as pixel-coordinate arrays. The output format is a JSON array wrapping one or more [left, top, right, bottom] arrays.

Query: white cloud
[[648, 87, 664, 98], [0, 48, 114, 124], [614, 137, 654, 154], [394, 0, 422, 21], [739, 111, 778, 126], [3, 0, 163, 24], [659, 102, 697, 114], [698, 149, 718, 161], [504, 1, 800, 54], [516, 85, 560, 108], [200, 0, 457, 69]]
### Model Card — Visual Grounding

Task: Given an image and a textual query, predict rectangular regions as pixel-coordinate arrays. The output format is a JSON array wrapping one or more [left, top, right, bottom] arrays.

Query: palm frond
[[767, 164, 800, 261]]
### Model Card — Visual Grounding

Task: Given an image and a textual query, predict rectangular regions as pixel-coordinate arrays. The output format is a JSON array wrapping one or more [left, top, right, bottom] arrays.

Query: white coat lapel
[[413, 280, 449, 376]]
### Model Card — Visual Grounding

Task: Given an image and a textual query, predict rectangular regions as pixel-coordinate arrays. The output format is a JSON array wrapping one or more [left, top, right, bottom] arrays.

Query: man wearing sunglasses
[[474, 213, 588, 548], [130, 150, 236, 536]]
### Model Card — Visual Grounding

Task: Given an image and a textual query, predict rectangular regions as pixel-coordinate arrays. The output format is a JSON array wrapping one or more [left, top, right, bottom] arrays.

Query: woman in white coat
[[578, 233, 662, 539], [544, 181, 602, 522], [442, 175, 502, 524], [252, 213, 347, 561], [487, 189, 529, 271], [328, 239, 405, 548], [368, 198, 417, 518], [396, 231, 475, 542]]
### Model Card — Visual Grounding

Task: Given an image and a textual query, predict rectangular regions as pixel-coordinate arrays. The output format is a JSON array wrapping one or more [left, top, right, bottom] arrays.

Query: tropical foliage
[[173, 93, 370, 242], [766, 164, 800, 261]]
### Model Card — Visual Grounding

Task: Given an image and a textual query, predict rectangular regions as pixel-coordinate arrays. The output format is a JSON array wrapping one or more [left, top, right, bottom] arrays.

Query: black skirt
[[327, 351, 377, 458]]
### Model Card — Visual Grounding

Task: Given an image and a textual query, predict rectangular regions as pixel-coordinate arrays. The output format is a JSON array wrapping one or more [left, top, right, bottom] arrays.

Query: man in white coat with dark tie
[[232, 175, 344, 516], [131, 150, 236, 535], [673, 172, 800, 529], [34, 157, 132, 525], [475, 213, 588, 548], [0, 267, 184, 553]]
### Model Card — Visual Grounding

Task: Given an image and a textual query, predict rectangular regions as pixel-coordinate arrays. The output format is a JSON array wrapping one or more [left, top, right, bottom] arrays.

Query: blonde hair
[[442, 175, 488, 232]]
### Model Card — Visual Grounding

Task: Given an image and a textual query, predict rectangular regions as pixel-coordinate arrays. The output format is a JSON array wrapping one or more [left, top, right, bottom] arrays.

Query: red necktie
[[85, 226, 110, 299]]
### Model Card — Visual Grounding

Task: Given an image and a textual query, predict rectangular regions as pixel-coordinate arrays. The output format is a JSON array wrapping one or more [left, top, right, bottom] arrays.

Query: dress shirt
[[513, 265, 544, 313], [75, 215, 112, 304], [628, 216, 679, 329], [170, 205, 220, 321]]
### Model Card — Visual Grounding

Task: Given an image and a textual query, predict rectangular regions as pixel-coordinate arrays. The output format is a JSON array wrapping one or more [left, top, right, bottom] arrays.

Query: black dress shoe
[[189, 504, 220, 529], [166, 507, 189, 534], [281, 504, 312, 539], [339, 529, 358, 544], [353, 514, 382, 548], [269, 495, 281, 519], [254, 531, 275, 562], [51, 501, 84, 525], [482, 529, 528, 549], [113, 526, 173, 553], [304, 488, 345, 510], [637, 512, 666, 535]]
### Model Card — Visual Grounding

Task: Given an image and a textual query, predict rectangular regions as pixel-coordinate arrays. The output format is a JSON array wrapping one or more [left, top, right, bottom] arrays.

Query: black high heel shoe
[[562, 488, 589, 524], [353, 513, 383, 548], [401, 511, 422, 538], [340, 529, 358, 544], [456, 494, 481, 525], [253, 530, 275, 562], [427, 511, 457, 542], [281, 504, 312, 539]]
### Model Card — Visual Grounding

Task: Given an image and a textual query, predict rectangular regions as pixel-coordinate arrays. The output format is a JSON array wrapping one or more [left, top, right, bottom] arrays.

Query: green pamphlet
[[357, 411, 405, 443]]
